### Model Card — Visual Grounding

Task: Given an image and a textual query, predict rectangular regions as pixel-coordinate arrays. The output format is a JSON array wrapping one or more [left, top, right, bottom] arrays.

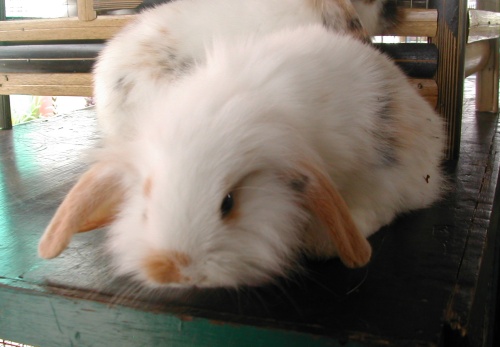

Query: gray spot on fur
[[115, 76, 125, 90], [374, 95, 400, 166], [289, 175, 310, 193], [381, 0, 403, 31], [348, 18, 364, 32], [114, 75, 134, 108]]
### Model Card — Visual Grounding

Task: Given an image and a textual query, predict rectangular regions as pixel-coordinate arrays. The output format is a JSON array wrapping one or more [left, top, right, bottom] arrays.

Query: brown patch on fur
[[348, 18, 364, 32], [309, 0, 371, 43], [143, 176, 153, 198], [143, 250, 191, 284], [223, 203, 240, 223], [298, 161, 372, 268], [385, 99, 420, 152], [379, 0, 405, 34]]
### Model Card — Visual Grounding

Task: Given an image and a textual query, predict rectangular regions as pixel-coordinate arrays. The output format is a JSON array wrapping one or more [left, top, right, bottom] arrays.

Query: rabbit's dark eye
[[220, 193, 234, 218]]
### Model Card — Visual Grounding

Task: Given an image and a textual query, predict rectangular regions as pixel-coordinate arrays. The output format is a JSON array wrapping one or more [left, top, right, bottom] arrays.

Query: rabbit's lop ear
[[294, 161, 372, 268], [314, 0, 371, 43], [38, 163, 125, 259]]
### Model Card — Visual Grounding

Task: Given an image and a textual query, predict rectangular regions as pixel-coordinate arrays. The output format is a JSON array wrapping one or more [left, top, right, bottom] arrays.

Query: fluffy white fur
[[38, 1, 439, 289], [94, 25, 445, 288], [94, 0, 397, 139]]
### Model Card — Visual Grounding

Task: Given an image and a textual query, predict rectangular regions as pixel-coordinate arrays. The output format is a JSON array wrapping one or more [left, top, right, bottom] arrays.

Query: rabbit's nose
[[142, 250, 191, 284]]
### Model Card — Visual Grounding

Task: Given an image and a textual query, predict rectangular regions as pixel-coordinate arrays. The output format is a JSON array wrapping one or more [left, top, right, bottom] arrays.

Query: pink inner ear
[[78, 187, 124, 232], [299, 162, 372, 268], [38, 164, 125, 259]]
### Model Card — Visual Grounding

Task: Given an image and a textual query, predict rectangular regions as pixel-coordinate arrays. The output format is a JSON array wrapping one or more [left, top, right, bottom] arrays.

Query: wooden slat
[[432, 0, 468, 161], [476, 39, 499, 112], [0, 73, 93, 96], [464, 40, 491, 77], [78, 0, 97, 21], [0, 75, 435, 106], [93, 0, 142, 10], [0, 15, 133, 42], [386, 9, 438, 38], [0, 0, 12, 130], [0, 9, 436, 43], [468, 9, 500, 43]]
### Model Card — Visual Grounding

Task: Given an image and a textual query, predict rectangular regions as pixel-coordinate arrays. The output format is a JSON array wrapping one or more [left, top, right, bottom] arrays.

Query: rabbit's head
[[39, 65, 371, 288]]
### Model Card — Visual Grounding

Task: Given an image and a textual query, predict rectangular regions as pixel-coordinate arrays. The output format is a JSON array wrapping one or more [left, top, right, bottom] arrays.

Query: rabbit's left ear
[[38, 163, 125, 259], [313, 0, 372, 43], [291, 161, 372, 268]]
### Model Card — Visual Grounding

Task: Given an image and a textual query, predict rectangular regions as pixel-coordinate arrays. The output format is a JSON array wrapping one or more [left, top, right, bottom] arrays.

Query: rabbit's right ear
[[313, 0, 372, 43], [38, 163, 125, 259], [290, 160, 372, 268]]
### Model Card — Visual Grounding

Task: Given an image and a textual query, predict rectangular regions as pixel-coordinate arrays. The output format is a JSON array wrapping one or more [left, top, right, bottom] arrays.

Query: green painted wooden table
[[1, 78, 499, 346]]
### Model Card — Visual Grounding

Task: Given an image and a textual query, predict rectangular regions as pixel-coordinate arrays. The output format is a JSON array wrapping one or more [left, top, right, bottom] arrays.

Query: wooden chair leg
[[0, 95, 12, 130], [433, 0, 469, 160], [77, 0, 97, 21], [0, 0, 11, 129], [476, 39, 499, 113]]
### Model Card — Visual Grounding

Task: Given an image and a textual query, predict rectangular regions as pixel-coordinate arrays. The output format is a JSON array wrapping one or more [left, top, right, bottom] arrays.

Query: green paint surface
[[0, 282, 348, 347]]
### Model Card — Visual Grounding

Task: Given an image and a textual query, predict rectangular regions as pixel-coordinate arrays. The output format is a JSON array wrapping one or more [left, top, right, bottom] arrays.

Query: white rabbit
[[94, 0, 402, 139], [39, 25, 445, 288]]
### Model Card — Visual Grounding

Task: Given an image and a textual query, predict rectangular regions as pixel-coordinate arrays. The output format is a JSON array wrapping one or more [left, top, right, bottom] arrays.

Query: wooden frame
[[468, 8, 500, 113], [0, 15, 132, 41], [0, 0, 11, 130], [0, 73, 93, 96], [0, 10, 436, 42], [0, 1, 498, 159], [78, 0, 97, 21], [0, 9, 439, 100]]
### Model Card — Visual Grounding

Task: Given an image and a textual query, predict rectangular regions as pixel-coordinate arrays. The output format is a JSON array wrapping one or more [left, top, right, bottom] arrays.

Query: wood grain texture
[[432, 0, 469, 160], [0, 76, 499, 346], [78, 0, 97, 21], [0, 9, 435, 42], [475, 39, 499, 112], [0, 95, 11, 130], [93, 0, 143, 10], [0, 74, 435, 102], [385, 9, 438, 37], [468, 9, 500, 43], [465, 40, 491, 77], [0, 73, 93, 96], [0, 15, 132, 42]]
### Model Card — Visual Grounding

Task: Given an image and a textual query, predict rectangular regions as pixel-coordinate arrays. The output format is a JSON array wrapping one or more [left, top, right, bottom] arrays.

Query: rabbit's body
[[94, 0, 401, 139], [39, 25, 446, 288], [118, 26, 445, 265]]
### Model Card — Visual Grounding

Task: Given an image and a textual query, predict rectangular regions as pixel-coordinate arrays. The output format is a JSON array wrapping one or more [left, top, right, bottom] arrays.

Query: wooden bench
[[0, 0, 499, 161]]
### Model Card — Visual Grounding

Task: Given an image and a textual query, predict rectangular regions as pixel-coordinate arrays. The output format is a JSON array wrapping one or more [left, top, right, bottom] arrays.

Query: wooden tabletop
[[0, 79, 499, 346]]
